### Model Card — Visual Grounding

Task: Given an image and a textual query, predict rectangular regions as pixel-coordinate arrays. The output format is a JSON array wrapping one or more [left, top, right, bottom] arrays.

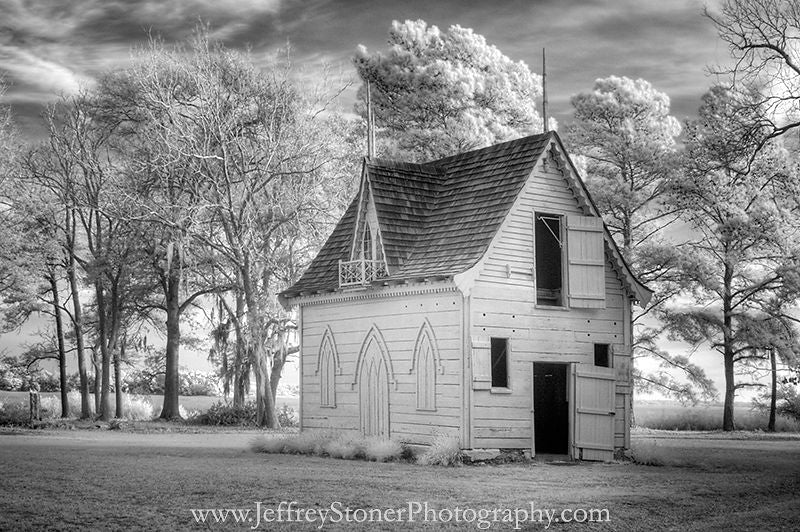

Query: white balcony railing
[[339, 259, 388, 288]]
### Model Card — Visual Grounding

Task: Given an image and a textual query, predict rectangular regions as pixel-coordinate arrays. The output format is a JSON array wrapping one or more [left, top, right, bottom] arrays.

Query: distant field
[[0, 391, 299, 416], [634, 400, 800, 432]]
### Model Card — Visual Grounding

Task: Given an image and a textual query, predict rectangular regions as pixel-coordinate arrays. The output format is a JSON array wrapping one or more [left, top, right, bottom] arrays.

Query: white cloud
[[0, 45, 93, 102]]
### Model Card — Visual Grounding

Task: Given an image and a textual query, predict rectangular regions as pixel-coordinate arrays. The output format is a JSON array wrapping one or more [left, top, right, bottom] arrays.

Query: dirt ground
[[1, 428, 798, 531]]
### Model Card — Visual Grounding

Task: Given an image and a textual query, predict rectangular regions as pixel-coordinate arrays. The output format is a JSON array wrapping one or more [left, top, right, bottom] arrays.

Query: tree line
[[0, 32, 360, 426]]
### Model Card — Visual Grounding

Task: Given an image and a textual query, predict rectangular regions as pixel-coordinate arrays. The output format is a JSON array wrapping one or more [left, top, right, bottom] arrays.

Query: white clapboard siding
[[301, 291, 463, 445], [470, 153, 632, 453], [572, 364, 616, 462], [566, 215, 606, 309]]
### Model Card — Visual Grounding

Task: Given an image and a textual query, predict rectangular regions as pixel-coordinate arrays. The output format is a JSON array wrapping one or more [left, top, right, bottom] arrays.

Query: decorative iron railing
[[338, 259, 388, 288]]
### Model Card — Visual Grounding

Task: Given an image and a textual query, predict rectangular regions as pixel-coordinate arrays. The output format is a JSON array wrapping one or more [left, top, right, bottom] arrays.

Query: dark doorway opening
[[533, 362, 569, 455]]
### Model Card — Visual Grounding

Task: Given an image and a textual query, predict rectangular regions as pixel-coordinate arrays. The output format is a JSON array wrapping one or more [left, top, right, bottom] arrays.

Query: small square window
[[594, 344, 611, 367], [491, 338, 509, 388]]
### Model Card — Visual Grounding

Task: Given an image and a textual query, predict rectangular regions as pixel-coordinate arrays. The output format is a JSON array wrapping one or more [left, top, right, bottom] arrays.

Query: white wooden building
[[279, 132, 651, 461]]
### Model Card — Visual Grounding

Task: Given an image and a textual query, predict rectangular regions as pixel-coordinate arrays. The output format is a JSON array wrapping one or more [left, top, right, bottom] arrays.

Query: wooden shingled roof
[[281, 132, 551, 299], [280, 131, 651, 303]]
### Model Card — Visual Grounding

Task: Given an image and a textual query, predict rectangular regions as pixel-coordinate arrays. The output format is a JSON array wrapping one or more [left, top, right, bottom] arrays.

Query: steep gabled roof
[[281, 132, 652, 304]]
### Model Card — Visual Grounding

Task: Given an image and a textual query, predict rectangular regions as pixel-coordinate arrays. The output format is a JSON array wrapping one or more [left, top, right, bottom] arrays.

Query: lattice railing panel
[[339, 260, 388, 287]]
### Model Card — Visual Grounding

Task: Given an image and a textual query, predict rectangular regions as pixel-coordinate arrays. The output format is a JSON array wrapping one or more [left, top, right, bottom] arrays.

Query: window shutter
[[471, 336, 491, 390], [566, 215, 606, 308]]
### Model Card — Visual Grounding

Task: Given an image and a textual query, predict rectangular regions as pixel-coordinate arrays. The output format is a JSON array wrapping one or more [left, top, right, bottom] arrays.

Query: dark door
[[533, 363, 569, 454]]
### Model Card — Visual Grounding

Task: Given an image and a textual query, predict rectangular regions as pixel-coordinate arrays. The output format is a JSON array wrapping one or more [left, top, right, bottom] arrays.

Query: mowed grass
[[1, 429, 799, 531], [635, 400, 800, 432], [0, 391, 299, 417]]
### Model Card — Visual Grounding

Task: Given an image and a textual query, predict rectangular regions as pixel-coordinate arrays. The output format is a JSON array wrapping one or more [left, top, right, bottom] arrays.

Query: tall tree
[[167, 36, 358, 426], [92, 46, 223, 420], [666, 85, 800, 430], [564, 76, 715, 403], [3, 97, 98, 418], [353, 19, 543, 161], [92, 33, 357, 423]]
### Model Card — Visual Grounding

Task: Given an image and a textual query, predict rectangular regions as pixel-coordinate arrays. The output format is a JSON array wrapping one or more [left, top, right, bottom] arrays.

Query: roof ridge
[[427, 132, 553, 166]]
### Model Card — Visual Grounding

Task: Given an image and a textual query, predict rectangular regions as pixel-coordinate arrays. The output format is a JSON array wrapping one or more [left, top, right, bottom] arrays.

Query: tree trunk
[[96, 280, 112, 421], [115, 335, 125, 419], [722, 349, 735, 431], [233, 292, 247, 408], [160, 262, 182, 420], [269, 329, 290, 403], [66, 210, 91, 419], [270, 355, 285, 405], [721, 264, 735, 431], [241, 262, 278, 428], [92, 347, 101, 416], [49, 274, 70, 418], [768, 347, 777, 432], [253, 344, 279, 428]]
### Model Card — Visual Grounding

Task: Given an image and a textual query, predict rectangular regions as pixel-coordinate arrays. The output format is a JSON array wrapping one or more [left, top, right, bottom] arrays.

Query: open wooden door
[[571, 364, 615, 461]]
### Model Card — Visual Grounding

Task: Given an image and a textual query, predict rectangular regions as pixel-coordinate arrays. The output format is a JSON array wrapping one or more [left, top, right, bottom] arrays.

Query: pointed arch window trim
[[316, 327, 341, 408], [409, 319, 445, 412], [351, 324, 397, 391], [408, 319, 446, 375]]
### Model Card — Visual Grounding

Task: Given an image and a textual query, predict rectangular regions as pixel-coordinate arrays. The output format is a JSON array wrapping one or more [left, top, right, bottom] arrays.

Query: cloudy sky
[[1, 0, 728, 139]]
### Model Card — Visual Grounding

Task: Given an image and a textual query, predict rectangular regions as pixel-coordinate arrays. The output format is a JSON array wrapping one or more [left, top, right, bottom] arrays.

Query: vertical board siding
[[473, 156, 632, 451], [301, 291, 462, 444]]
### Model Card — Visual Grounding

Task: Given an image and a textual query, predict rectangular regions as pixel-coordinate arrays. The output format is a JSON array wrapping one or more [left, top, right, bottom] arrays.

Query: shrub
[[250, 432, 331, 455], [250, 431, 405, 463], [775, 383, 800, 422], [364, 437, 404, 462], [67, 390, 94, 417], [39, 395, 64, 419], [251, 435, 291, 454], [178, 404, 202, 421], [416, 433, 463, 466], [323, 436, 364, 460], [282, 431, 332, 455], [199, 400, 257, 426], [122, 395, 155, 421], [37, 371, 61, 392], [180, 371, 221, 396], [0, 401, 30, 425], [278, 404, 298, 428]]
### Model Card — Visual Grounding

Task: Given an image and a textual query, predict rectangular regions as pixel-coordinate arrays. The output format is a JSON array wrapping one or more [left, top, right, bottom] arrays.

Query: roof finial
[[367, 80, 376, 158], [542, 48, 549, 134]]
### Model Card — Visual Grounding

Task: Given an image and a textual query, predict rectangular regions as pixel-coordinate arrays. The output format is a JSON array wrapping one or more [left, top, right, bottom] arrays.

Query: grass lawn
[[1, 428, 799, 531]]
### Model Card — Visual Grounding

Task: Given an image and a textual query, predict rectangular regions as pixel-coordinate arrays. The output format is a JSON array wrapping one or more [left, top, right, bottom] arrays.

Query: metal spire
[[542, 48, 549, 133], [367, 80, 375, 158]]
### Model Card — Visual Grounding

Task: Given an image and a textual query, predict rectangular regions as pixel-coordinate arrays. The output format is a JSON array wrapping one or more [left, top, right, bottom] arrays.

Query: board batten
[[300, 290, 463, 445], [470, 156, 632, 452]]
